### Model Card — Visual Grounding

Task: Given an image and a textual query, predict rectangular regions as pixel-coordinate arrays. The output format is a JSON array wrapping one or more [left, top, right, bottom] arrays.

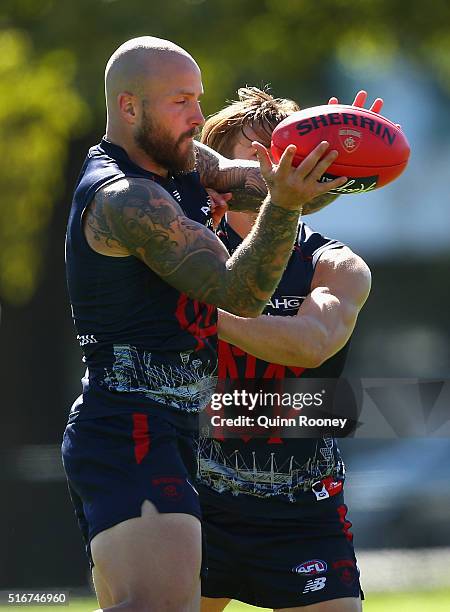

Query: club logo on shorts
[[338, 129, 362, 153], [293, 560, 328, 576], [152, 476, 185, 502], [332, 559, 358, 586], [302, 577, 327, 593]]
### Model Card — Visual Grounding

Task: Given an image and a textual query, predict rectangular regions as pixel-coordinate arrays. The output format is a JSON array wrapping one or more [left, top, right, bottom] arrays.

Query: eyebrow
[[172, 89, 204, 97]]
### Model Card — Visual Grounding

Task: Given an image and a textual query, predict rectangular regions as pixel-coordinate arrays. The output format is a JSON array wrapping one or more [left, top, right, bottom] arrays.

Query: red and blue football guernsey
[[66, 138, 218, 422], [198, 224, 350, 515]]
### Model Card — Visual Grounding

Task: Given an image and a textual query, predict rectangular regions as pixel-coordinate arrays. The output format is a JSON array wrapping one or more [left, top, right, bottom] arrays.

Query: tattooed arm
[[302, 192, 339, 215], [84, 177, 298, 317], [195, 141, 266, 212], [84, 142, 347, 317], [195, 140, 339, 215]]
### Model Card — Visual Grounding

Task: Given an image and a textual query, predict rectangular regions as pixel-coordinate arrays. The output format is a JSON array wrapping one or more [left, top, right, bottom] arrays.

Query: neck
[[105, 126, 169, 178]]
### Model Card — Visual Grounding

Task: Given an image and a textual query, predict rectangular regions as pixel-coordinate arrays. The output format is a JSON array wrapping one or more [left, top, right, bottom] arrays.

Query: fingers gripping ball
[[271, 104, 410, 194]]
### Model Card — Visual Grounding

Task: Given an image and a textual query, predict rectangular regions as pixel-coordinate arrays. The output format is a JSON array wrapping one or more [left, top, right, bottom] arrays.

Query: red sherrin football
[[271, 104, 410, 194]]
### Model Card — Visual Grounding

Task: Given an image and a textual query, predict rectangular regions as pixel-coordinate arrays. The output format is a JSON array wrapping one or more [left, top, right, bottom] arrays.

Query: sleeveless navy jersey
[[66, 138, 218, 422], [198, 223, 350, 515]]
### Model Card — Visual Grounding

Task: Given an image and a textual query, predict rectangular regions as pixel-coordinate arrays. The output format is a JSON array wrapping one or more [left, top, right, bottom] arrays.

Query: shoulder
[[96, 176, 172, 205], [313, 246, 371, 302], [84, 176, 185, 257], [93, 176, 184, 227], [317, 246, 371, 275]]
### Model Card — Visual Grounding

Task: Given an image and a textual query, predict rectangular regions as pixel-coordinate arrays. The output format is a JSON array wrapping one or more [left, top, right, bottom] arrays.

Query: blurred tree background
[[0, 0, 449, 590], [1, 0, 449, 305]]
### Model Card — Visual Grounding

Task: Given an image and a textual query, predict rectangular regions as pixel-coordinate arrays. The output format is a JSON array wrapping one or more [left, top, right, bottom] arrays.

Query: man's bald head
[[104, 36, 204, 175], [105, 36, 199, 117]]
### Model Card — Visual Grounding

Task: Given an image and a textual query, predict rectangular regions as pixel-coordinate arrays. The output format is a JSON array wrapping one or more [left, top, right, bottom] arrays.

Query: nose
[[192, 101, 205, 127]]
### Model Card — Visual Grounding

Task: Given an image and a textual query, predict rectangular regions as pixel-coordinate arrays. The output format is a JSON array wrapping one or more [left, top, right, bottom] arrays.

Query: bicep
[[92, 177, 232, 301], [296, 249, 371, 343], [312, 248, 372, 312]]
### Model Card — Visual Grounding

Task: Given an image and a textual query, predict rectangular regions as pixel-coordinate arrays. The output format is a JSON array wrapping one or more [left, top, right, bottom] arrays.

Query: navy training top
[[66, 138, 218, 423], [197, 224, 351, 515]]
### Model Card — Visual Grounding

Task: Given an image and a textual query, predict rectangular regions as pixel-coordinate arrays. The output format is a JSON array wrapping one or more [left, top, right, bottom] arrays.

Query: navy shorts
[[200, 490, 364, 609], [62, 411, 202, 568]]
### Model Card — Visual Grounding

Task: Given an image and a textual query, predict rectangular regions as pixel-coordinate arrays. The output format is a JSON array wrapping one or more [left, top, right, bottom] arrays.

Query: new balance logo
[[303, 577, 327, 593]]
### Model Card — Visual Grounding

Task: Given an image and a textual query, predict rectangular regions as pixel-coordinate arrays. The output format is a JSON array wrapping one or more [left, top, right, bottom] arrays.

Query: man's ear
[[117, 92, 137, 125]]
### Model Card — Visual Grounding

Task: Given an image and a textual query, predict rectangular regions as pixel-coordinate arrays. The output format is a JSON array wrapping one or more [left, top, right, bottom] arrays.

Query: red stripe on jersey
[[337, 504, 354, 542], [132, 413, 150, 464]]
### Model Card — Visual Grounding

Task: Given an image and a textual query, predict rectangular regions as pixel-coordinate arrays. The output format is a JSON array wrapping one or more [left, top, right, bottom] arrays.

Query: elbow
[[304, 351, 328, 369], [281, 343, 326, 369], [307, 333, 330, 367], [296, 348, 328, 369], [288, 328, 330, 369]]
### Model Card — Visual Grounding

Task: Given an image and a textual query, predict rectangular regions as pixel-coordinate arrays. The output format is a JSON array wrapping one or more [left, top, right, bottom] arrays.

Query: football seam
[[291, 156, 410, 169]]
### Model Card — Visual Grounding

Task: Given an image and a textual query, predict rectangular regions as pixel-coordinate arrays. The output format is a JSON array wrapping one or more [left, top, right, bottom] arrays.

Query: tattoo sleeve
[[88, 177, 300, 317], [302, 192, 339, 215], [195, 141, 267, 212]]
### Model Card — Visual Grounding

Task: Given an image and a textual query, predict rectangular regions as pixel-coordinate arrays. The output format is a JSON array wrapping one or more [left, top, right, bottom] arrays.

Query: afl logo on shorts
[[292, 559, 328, 576]]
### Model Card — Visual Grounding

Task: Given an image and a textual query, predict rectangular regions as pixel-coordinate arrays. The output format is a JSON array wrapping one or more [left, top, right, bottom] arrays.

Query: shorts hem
[[89, 501, 201, 545]]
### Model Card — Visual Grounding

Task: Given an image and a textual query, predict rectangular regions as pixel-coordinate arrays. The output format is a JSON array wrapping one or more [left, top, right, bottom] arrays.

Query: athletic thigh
[[62, 411, 203, 609], [91, 500, 201, 608], [92, 566, 114, 609]]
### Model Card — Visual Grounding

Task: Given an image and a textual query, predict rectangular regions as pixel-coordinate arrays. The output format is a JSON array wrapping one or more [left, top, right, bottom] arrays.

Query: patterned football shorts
[[200, 488, 364, 608], [62, 410, 203, 570]]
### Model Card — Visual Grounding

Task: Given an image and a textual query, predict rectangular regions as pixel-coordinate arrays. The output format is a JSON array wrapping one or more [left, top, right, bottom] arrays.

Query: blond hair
[[201, 86, 299, 157]]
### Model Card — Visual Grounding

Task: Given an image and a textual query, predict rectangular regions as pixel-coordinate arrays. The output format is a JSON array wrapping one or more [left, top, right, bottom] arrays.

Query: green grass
[[1, 591, 450, 611]]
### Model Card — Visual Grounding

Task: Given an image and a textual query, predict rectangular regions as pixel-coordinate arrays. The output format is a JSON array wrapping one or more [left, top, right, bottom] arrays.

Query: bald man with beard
[[62, 37, 346, 612]]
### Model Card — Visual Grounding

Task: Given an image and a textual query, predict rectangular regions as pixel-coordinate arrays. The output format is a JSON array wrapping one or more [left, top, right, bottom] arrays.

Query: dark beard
[[135, 109, 197, 174]]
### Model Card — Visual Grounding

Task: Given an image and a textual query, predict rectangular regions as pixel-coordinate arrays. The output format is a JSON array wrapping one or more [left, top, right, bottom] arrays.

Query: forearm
[[218, 287, 360, 367], [229, 182, 339, 216], [302, 193, 339, 215], [218, 248, 371, 365], [195, 141, 267, 212], [217, 198, 300, 316], [218, 310, 328, 368], [195, 142, 341, 215]]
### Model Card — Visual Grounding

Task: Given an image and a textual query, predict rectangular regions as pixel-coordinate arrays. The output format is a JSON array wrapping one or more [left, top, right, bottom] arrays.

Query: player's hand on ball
[[328, 90, 384, 114], [253, 140, 347, 211]]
